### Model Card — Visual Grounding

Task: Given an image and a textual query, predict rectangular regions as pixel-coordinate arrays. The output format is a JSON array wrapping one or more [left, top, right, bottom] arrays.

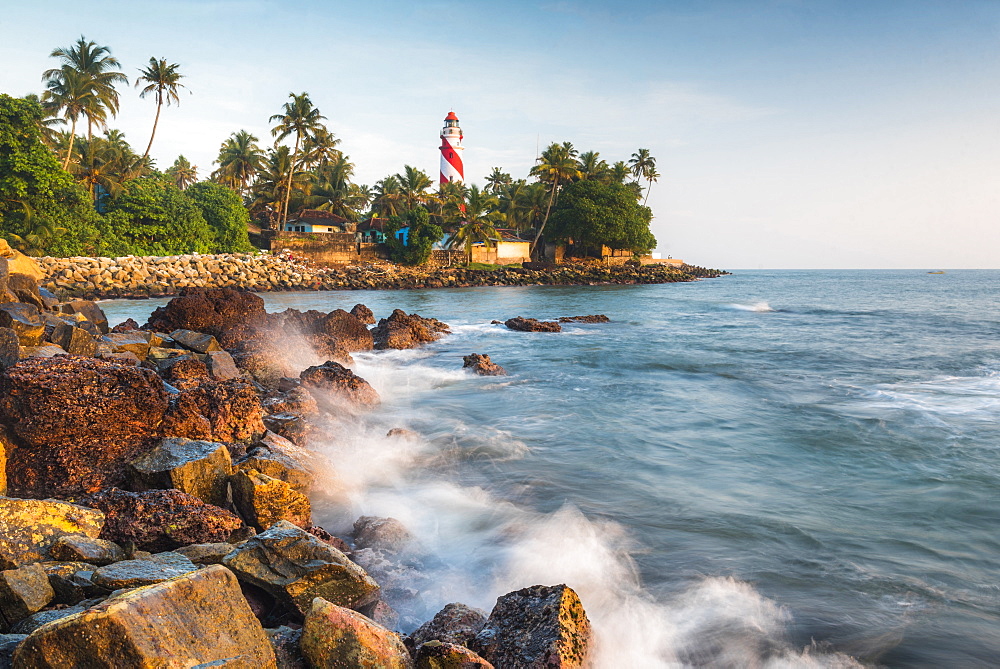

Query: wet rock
[[0, 304, 43, 347], [106, 331, 152, 359], [127, 437, 233, 507], [262, 412, 311, 446], [462, 354, 507, 376], [372, 309, 449, 350], [145, 287, 268, 336], [415, 640, 494, 668], [0, 356, 169, 498], [91, 488, 244, 553], [351, 303, 376, 325], [471, 584, 591, 669], [262, 386, 319, 418], [557, 314, 610, 323], [0, 498, 104, 569], [172, 329, 223, 354], [353, 516, 414, 553], [410, 603, 488, 648], [91, 552, 197, 589], [11, 565, 277, 667], [504, 317, 562, 333], [160, 378, 266, 444], [0, 329, 18, 371], [231, 469, 312, 531], [48, 536, 125, 567], [222, 520, 380, 615], [41, 562, 106, 605], [157, 355, 211, 390], [301, 597, 412, 669], [307, 527, 351, 554], [358, 599, 400, 630], [240, 431, 316, 494], [316, 309, 374, 352], [387, 428, 419, 440], [0, 633, 24, 668], [205, 350, 241, 380], [174, 543, 236, 566], [0, 564, 53, 632], [349, 549, 424, 615], [299, 361, 380, 407]]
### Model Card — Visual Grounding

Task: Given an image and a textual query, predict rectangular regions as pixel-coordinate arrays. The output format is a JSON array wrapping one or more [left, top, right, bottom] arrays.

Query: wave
[[726, 301, 776, 313], [846, 367, 1000, 425]]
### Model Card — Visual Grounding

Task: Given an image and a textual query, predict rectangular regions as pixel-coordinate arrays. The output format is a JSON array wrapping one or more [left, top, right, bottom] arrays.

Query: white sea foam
[[727, 301, 776, 312], [851, 367, 1000, 425]]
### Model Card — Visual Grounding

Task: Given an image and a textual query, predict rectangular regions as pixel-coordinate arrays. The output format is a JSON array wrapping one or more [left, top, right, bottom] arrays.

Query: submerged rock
[[557, 314, 610, 323], [353, 516, 415, 553], [372, 309, 449, 350], [301, 597, 412, 669], [462, 354, 507, 376], [503, 317, 561, 333]]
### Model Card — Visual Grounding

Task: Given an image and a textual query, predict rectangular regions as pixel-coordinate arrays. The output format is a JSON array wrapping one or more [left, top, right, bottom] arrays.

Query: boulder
[[353, 516, 414, 553], [205, 350, 241, 381], [0, 356, 169, 498], [91, 552, 197, 589], [299, 361, 380, 407], [262, 413, 310, 446], [372, 309, 449, 350], [300, 598, 412, 669], [90, 488, 244, 553], [127, 437, 233, 507], [262, 386, 319, 418], [0, 498, 104, 569], [156, 355, 211, 390], [47, 322, 96, 357], [48, 536, 125, 567], [351, 303, 376, 325], [358, 599, 400, 631], [0, 633, 25, 667], [160, 379, 266, 444], [144, 288, 267, 336], [41, 562, 107, 606], [0, 564, 53, 632], [462, 354, 507, 376], [0, 328, 18, 371], [231, 470, 312, 531], [10, 604, 89, 635], [11, 565, 278, 667], [410, 603, 488, 648], [110, 318, 140, 333], [471, 584, 591, 669], [172, 329, 223, 354], [17, 344, 66, 359], [415, 640, 494, 669], [222, 521, 379, 615], [0, 304, 43, 346], [557, 315, 610, 323], [59, 299, 109, 333], [267, 625, 306, 669], [316, 309, 373, 352], [173, 543, 235, 566], [106, 331, 151, 359], [237, 444, 315, 495], [503, 317, 561, 333]]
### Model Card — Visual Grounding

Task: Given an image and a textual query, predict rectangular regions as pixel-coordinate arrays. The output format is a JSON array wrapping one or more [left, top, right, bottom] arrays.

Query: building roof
[[444, 111, 459, 121], [359, 217, 389, 232], [291, 209, 350, 225]]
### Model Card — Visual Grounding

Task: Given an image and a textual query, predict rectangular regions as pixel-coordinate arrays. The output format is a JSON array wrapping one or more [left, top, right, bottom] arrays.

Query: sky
[[2, 0, 999, 268]]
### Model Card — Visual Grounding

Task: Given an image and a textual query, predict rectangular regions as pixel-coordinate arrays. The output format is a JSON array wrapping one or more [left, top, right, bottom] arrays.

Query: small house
[[284, 210, 355, 234]]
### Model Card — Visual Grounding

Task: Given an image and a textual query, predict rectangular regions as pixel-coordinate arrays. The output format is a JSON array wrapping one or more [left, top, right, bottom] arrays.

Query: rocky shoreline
[[37, 252, 729, 300], [0, 239, 602, 667]]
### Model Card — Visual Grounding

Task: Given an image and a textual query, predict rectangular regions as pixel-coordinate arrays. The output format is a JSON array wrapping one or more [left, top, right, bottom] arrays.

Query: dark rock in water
[[48, 536, 125, 566], [172, 329, 223, 354], [127, 437, 233, 507], [348, 548, 424, 617], [91, 552, 197, 589], [415, 640, 494, 668], [372, 309, 449, 350], [300, 598, 410, 668], [0, 304, 43, 346], [557, 314, 610, 323], [60, 299, 109, 334], [409, 602, 488, 649], [504, 317, 562, 333], [157, 354, 211, 389], [386, 428, 419, 440], [10, 565, 277, 667], [472, 584, 591, 669], [0, 329, 18, 371], [268, 625, 306, 669], [0, 498, 104, 570], [0, 564, 54, 632], [490, 320, 502, 325], [300, 361, 380, 407], [222, 520, 380, 615], [462, 353, 507, 376], [160, 378, 266, 443], [110, 318, 141, 333], [353, 516, 414, 553], [0, 356, 169, 498], [144, 287, 267, 337], [91, 488, 244, 553], [231, 469, 312, 531], [350, 303, 375, 325]]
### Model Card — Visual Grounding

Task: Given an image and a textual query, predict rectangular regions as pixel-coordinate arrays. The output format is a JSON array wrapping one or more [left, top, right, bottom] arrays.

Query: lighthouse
[[439, 111, 464, 185]]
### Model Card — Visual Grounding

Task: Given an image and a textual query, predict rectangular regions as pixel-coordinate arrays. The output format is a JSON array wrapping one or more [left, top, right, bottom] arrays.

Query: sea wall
[[38, 252, 728, 300]]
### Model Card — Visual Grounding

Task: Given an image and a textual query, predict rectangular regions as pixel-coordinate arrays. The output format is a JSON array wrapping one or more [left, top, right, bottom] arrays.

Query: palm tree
[[166, 155, 198, 190], [307, 155, 368, 220], [609, 161, 631, 184], [212, 130, 264, 196], [135, 57, 186, 162], [301, 127, 341, 169], [529, 142, 580, 255], [270, 92, 327, 224], [371, 176, 403, 219], [629, 148, 657, 203], [576, 151, 609, 182], [41, 66, 99, 169], [70, 136, 125, 202], [641, 166, 660, 205], [431, 179, 470, 228], [447, 185, 504, 265], [484, 167, 512, 194], [396, 165, 433, 210], [44, 37, 127, 139]]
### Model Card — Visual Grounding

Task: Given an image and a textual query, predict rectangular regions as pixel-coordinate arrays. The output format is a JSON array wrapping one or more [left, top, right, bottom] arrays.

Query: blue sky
[[2, 0, 998, 268]]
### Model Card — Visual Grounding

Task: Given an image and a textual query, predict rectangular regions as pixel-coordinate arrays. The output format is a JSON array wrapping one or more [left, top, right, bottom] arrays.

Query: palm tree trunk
[[62, 118, 78, 171], [142, 98, 162, 162], [282, 135, 301, 226], [643, 178, 652, 206], [530, 176, 559, 257]]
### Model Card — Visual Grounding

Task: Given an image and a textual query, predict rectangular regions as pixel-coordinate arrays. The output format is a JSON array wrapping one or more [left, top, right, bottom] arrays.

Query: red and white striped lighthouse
[[439, 111, 464, 185]]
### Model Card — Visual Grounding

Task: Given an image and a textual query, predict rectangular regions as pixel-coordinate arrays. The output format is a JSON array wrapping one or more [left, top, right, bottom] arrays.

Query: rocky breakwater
[[0, 278, 594, 667], [38, 250, 728, 299]]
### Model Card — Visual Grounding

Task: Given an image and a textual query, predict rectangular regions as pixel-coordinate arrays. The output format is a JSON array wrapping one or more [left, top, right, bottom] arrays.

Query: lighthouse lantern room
[[439, 111, 465, 185]]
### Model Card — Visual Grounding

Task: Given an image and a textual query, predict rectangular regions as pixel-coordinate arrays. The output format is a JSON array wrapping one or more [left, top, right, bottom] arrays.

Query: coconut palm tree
[[300, 127, 342, 170], [629, 148, 657, 202], [447, 185, 504, 265], [212, 130, 265, 196], [166, 155, 198, 190], [71, 136, 125, 202], [609, 161, 631, 184], [396, 165, 433, 210], [371, 176, 403, 219], [576, 151, 609, 182], [484, 167, 512, 194], [431, 179, 469, 228], [529, 142, 580, 255], [270, 92, 327, 224], [44, 37, 127, 139], [135, 57, 186, 162], [641, 165, 660, 205], [40, 66, 99, 169]]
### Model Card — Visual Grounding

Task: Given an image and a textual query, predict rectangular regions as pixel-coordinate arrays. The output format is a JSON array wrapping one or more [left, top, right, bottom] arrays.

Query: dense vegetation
[[1, 36, 660, 260]]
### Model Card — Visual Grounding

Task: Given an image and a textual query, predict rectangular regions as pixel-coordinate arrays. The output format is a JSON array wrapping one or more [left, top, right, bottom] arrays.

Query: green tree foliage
[[184, 181, 255, 253], [384, 207, 442, 266], [101, 177, 214, 255], [547, 180, 656, 255], [0, 94, 103, 256]]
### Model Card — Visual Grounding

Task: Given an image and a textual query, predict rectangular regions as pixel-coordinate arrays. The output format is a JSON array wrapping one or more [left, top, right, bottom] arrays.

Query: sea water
[[102, 270, 1000, 667]]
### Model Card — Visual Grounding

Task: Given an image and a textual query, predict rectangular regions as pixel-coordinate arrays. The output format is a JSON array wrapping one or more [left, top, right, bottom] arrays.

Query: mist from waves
[[299, 348, 861, 668]]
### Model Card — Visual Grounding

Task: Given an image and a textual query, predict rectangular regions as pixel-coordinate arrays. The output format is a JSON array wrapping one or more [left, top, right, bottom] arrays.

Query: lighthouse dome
[[444, 111, 459, 121]]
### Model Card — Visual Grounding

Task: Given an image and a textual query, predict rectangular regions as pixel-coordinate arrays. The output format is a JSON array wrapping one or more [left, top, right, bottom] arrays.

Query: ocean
[[102, 270, 1000, 668]]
